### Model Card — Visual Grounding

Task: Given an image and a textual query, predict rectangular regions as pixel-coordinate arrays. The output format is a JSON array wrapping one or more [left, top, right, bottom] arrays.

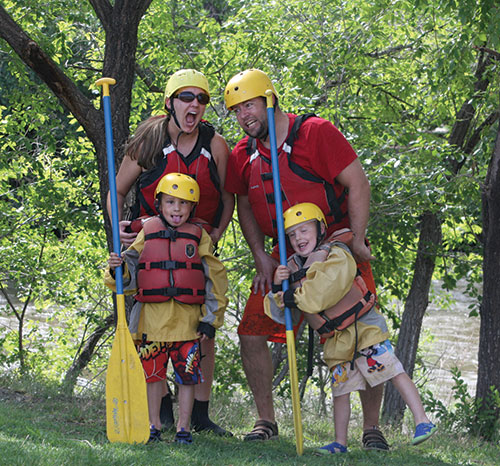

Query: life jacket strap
[[145, 230, 201, 243], [138, 261, 204, 271], [141, 287, 206, 297], [317, 290, 373, 334]]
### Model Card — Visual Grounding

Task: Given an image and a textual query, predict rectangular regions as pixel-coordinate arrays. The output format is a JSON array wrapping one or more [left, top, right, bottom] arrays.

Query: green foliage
[[423, 367, 500, 440]]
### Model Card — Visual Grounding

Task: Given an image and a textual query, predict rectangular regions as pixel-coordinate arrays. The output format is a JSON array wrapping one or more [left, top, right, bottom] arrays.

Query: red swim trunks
[[137, 340, 203, 385]]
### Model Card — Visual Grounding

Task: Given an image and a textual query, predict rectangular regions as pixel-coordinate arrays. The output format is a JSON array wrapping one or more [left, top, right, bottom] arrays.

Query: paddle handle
[[265, 90, 292, 329], [95, 78, 124, 296], [265, 90, 303, 455]]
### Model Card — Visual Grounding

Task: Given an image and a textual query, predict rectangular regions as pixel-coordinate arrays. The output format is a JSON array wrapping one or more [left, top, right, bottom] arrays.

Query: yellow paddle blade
[[286, 329, 303, 455], [106, 295, 149, 444]]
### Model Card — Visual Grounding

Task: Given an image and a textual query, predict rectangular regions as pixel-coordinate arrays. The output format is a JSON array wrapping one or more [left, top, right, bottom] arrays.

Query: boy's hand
[[273, 265, 291, 285], [108, 252, 123, 270], [197, 322, 215, 342], [275, 291, 285, 310]]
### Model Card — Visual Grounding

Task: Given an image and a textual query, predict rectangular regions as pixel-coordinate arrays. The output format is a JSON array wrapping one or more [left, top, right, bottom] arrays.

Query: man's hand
[[253, 250, 279, 295], [351, 237, 375, 263]]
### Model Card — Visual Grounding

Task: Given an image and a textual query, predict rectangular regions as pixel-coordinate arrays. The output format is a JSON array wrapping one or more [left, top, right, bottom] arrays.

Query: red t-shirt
[[226, 114, 358, 235]]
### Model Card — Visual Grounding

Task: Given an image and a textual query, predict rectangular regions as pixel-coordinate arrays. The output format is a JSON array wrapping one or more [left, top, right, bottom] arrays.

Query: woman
[[107, 69, 234, 436]]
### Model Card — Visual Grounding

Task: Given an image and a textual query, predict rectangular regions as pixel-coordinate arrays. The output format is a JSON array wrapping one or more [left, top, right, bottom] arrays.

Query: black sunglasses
[[174, 91, 210, 105]]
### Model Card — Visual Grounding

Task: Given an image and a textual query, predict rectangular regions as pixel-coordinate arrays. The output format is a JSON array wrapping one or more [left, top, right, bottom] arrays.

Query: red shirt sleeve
[[291, 116, 358, 181]]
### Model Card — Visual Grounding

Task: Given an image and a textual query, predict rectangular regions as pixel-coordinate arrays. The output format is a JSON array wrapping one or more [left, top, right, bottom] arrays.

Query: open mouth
[[245, 118, 257, 128], [185, 111, 197, 126], [170, 215, 183, 224]]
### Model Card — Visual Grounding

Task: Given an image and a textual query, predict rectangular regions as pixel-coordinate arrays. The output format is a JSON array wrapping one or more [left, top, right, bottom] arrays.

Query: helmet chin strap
[[315, 220, 326, 249]]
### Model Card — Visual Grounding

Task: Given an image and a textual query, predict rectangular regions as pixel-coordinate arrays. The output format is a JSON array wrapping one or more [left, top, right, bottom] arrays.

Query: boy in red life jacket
[[105, 173, 228, 445], [264, 203, 436, 454]]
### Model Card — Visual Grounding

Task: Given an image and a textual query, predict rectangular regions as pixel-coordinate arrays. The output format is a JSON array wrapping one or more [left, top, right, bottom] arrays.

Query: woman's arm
[[209, 133, 235, 243]]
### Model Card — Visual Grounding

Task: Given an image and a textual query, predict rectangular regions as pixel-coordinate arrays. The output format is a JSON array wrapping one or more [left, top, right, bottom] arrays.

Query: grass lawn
[[0, 385, 499, 465]]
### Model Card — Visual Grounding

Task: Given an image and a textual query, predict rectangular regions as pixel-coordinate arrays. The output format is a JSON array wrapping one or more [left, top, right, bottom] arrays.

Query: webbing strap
[[289, 268, 308, 283], [318, 290, 373, 332], [141, 287, 206, 297], [138, 261, 203, 271], [145, 230, 201, 243]]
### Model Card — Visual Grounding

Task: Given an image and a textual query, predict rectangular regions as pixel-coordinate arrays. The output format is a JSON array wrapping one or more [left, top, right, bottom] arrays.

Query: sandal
[[362, 427, 389, 451], [174, 428, 193, 445], [316, 441, 347, 454], [147, 425, 162, 444], [243, 420, 279, 441]]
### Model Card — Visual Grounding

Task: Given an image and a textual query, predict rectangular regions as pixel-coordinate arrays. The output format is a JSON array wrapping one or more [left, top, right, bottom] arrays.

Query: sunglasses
[[174, 91, 210, 105]]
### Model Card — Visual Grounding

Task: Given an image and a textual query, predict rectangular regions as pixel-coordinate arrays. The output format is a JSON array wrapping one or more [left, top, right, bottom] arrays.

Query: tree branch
[[0, 5, 101, 145], [88, 0, 113, 32]]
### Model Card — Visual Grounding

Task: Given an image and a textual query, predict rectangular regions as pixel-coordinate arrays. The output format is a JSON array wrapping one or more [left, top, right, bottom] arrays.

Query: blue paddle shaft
[[266, 101, 293, 331], [102, 93, 124, 295]]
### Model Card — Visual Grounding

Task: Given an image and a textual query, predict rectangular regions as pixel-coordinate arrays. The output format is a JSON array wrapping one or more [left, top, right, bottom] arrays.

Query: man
[[223, 69, 388, 450]]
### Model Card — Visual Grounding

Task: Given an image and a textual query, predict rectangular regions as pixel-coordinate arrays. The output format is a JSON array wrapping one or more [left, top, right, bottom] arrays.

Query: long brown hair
[[125, 115, 169, 170]]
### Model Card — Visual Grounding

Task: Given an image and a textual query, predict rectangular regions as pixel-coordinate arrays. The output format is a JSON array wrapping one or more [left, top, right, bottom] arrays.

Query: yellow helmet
[[283, 203, 326, 232], [224, 69, 278, 109], [155, 173, 200, 203], [164, 69, 210, 102]]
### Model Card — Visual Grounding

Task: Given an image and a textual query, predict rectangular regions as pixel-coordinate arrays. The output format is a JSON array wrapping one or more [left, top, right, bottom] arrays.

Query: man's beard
[[244, 119, 268, 141]]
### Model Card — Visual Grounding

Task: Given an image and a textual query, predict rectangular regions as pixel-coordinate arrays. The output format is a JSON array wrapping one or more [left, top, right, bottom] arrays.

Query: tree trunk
[[0, 1, 152, 250], [382, 212, 442, 422], [476, 120, 500, 438], [382, 51, 495, 423], [0, 0, 152, 383]]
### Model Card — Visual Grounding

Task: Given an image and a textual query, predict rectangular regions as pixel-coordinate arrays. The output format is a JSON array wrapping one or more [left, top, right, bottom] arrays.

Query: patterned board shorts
[[330, 339, 405, 397], [136, 340, 203, 385]]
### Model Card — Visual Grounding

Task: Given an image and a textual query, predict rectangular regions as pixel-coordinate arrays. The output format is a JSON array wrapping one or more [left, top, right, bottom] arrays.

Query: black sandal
[[362, 427, 389, 451], [244, 420, 279, 441]]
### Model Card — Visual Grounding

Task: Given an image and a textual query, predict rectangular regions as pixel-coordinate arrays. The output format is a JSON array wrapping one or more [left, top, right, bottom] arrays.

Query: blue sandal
[[316, 441, 347, 454], [147, 425, 162, 444], [174, 428, 193, 445], [412, 422, 437, 445]]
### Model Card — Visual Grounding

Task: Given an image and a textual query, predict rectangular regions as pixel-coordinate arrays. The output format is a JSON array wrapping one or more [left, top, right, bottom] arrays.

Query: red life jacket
[[132, 121, 223, 230], [246, 114, 348, 238], [287, 229, 375, 339], [135, 216, 206, 304]]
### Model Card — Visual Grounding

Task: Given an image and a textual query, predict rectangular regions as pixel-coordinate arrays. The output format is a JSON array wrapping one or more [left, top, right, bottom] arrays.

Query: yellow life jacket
[[287, 228, 375, 338]]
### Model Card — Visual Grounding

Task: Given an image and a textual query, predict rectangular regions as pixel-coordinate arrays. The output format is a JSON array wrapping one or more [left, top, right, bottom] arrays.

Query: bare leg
[[359, 383, 383, 430], [177, 385, 195, 432], [195, 337, 215, 401], [240, 334, 275, 423], [147, 380, 164, 429], [391, 372, 430, 425], [333, 393, 351, 446], [359, 383, 389, 450]]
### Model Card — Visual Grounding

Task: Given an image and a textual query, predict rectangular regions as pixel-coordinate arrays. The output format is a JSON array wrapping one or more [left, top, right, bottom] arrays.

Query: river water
[[419, 281, 479, 403], [0, 281, 480, 402]]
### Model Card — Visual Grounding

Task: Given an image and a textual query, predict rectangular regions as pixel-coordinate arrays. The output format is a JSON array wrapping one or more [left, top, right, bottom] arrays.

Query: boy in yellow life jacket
[[264, 202, 436, 454], [105, 173, 228, 444]]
